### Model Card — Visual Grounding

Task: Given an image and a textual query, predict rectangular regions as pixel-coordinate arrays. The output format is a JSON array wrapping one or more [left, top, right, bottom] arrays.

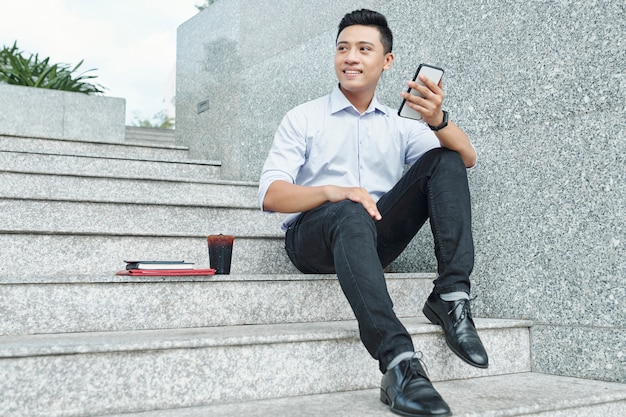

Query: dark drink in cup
[[207, 234, 234, 274]]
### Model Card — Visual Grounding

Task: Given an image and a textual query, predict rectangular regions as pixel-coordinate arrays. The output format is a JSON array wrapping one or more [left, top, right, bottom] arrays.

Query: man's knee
[[418, 148, 467, 180], [438, 148, 465, 169], [430, 147, 464, 167], [329, 201, 376, 233]]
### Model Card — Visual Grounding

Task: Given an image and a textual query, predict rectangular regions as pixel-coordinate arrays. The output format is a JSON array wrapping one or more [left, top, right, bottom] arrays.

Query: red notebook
[[116, 268, 216, 276]]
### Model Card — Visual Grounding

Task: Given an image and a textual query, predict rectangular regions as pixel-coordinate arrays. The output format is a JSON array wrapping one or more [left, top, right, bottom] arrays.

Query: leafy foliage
[[195, 0, 219, 12], [131, 110, 175, 129], [0, 41, 105, 94]]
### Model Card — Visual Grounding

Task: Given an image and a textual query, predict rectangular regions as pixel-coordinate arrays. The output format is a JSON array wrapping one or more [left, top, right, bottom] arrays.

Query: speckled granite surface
[[176, 0, 625, 383], [0, 317, 530, 416], [0, 84, 125, 142], [102, 373, 626, 417], [0, 273, 435, 335], [0, 2, 624, 416], [532, 324, 626, 383]]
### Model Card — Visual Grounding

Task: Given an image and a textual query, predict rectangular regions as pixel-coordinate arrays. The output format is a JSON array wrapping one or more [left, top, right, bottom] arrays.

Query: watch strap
[[428, 110, 449, 131]]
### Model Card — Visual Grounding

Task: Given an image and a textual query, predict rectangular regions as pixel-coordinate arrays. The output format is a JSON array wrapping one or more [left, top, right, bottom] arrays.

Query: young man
[[258, 9, 487, 417]]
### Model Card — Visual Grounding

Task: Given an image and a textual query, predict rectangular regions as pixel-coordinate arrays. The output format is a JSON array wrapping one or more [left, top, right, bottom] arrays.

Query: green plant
[[131, 110, 175, 129], [195, 0, 219, 11], [0, 41, 105, 94]]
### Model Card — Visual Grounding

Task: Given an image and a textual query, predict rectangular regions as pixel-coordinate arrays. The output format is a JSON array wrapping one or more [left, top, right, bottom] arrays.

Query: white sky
[[0, 0, 202, 124]]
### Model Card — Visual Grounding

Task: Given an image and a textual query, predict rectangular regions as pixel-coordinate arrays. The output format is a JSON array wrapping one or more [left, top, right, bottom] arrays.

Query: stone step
[[0, 198, 279, 237], [125, 126, 176, 145], [103, 373, 626, 417], [0, 150, 220, 181], [0, 273, 437, 336], [0, 156, 436, 280], [0, 229, 433, 282], [0, 233, 291, 281], [0, 317, 531, 417], [0, 171, 258, 208], [0, 134, 191, 161]]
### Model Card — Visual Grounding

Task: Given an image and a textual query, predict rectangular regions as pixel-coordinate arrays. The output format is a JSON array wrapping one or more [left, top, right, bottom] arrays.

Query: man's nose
[[345, 49, 360, 63]]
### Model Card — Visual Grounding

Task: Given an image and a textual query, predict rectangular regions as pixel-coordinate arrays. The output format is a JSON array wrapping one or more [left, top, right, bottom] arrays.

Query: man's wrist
[[428, 110, 449, 131]]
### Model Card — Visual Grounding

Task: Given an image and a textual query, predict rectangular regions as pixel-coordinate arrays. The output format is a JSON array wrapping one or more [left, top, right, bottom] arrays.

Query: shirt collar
[[330, 84, 388, 116]]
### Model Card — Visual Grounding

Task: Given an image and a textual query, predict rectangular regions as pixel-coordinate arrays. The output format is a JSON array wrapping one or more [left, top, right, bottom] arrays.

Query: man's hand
[[399, 75, 477, 168], [324, 185, 382, 220], [400, 74, 445, 127]]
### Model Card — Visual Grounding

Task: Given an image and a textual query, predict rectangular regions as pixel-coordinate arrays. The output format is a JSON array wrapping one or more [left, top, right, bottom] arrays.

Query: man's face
[[335, 24, 394, 97]]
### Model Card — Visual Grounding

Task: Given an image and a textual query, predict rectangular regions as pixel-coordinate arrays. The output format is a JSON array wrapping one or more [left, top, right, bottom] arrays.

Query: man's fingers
[[418, 74, 443, 91], [348, 189, 381, 220], [363, 203, 382, 220]]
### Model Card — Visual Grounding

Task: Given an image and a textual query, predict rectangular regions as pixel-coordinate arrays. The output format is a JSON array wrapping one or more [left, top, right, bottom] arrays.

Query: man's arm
[[263, 180, 382, 220], [432, 119, 476, 168], [400, 75, 476, 168]]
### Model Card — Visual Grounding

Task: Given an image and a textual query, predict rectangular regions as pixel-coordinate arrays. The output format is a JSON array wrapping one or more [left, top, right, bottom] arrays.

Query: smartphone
[[398, 64, 444, 120]]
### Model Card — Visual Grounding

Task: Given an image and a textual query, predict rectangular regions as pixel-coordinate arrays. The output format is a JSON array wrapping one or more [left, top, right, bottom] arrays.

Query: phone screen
[[398, 64, 444, 120]]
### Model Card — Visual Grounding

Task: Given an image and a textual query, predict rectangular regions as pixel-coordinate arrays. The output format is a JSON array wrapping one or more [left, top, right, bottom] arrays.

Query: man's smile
[[343, 69, 363, 78]]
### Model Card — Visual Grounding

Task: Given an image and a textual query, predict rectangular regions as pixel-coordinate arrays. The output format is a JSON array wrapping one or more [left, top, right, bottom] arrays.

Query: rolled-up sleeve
[[258, 110, 307, 212]]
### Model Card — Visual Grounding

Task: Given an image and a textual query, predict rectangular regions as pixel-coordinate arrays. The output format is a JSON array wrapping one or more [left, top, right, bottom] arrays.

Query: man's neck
[[339, 85, 375, 114]]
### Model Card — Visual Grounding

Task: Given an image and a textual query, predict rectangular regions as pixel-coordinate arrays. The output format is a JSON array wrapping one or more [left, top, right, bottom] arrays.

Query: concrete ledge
[[0, 84, 125, 142]]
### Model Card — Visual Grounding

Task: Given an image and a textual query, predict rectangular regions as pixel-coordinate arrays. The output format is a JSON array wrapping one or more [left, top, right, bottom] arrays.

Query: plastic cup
[[207, 234, 234, 274]]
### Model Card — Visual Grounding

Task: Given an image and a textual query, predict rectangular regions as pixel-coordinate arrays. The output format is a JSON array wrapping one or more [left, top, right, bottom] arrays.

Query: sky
[[0, 0, 202, 125]]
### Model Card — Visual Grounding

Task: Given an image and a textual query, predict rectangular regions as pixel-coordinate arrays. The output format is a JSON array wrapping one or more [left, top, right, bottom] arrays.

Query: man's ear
[[383, 52, 395, 71]]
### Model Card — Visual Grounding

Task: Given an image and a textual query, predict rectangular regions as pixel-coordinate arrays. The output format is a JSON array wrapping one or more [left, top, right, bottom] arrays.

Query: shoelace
[[446, 297, 476, 328], [407, 351, 430, 379]]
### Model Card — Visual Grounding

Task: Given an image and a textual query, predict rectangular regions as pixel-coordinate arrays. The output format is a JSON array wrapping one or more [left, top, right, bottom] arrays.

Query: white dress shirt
[[259, 85, 441, 231]]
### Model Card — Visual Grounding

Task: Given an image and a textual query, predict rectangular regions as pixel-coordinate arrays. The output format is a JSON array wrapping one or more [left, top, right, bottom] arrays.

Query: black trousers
[[285, 148, 474, 372]]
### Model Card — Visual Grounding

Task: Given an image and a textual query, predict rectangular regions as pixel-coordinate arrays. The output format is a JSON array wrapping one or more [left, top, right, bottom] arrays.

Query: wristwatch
[[428, 110, 449, 131]]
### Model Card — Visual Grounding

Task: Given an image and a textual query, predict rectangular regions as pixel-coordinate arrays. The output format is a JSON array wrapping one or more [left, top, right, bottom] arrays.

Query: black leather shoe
[[423, 293, 489, 368], [380, 356, 451, 417]]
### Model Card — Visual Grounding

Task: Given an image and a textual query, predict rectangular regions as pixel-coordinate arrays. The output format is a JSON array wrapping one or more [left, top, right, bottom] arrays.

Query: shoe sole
[[422, 303, 489, 369], [380, 389, 452, 417]]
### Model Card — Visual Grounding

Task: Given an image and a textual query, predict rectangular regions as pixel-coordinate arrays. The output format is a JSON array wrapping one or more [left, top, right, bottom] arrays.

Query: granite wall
[[176, 1, 625, 382], [0, 84, 126, 142]]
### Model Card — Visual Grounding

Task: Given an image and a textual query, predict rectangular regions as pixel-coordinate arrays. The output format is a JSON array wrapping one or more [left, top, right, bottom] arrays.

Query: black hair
[[337, 9, 393, 54]]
